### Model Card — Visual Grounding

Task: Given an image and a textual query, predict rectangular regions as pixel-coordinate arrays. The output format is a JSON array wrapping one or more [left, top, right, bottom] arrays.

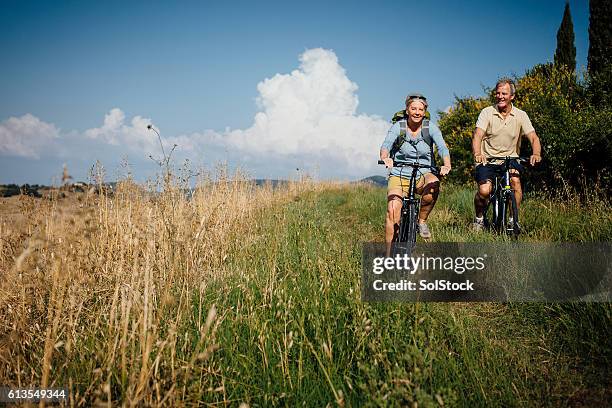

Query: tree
[[554, 2, 576, 71], [587, 0, 612, 76]]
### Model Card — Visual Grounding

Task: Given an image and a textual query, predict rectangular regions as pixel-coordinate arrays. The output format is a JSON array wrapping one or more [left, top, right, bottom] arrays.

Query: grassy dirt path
[[205, 184, 610, 406]]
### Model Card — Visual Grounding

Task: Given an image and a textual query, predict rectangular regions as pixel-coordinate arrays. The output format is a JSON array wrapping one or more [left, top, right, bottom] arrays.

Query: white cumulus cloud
[[221, 48, 389, 173], [0, 114, 60, 158], [84, 108, 160, 154]]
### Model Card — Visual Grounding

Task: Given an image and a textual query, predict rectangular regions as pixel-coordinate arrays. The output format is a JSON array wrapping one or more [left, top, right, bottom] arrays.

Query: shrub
[[437, 96, 490, 185]]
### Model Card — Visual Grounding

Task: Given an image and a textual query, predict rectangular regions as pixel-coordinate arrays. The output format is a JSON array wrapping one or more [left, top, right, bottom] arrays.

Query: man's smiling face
[[496, 83, 515, 110]]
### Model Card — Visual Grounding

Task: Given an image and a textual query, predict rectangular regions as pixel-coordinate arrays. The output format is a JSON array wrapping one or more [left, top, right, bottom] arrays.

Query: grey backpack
[[389, 119, 438, 169]]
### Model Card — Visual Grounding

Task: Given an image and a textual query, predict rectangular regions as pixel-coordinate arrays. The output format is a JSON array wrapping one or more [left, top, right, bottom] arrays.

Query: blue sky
[[0, 0, 591, 184]]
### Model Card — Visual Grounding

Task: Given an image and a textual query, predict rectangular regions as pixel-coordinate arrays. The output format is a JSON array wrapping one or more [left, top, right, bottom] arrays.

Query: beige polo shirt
[[475, 104, 535, 160]]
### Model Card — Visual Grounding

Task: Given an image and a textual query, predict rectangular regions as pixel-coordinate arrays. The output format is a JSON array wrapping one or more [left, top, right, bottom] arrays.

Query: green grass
[[192, 184, 611, 406]]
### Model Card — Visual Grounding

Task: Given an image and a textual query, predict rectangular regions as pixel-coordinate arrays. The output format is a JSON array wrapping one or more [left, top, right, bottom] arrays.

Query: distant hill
[[358, 175, 386, 187], [0, 182, 116, 198], [253, 177, 387, 188]]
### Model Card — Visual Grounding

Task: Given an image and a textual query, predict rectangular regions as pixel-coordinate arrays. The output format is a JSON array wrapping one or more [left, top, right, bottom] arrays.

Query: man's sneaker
[[473, 217, 485, 231], [418, 222, 432, 239], [508, 217, 522, 233]]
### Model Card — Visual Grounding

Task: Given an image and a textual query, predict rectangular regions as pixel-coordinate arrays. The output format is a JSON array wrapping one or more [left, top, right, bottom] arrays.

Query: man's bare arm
[[472, 127, 486, 164], [525, 131, 542, 166]]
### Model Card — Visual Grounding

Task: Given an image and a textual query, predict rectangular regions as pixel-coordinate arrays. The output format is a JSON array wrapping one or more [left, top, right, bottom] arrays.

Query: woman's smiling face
[[406, 100, 426, 124]]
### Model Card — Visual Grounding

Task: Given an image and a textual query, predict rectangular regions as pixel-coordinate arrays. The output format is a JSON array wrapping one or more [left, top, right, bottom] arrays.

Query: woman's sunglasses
[[407, 94, 427, 101]]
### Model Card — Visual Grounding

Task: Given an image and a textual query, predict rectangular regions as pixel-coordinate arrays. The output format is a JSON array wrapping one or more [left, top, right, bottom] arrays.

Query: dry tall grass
[[0, 168, 337, 406]]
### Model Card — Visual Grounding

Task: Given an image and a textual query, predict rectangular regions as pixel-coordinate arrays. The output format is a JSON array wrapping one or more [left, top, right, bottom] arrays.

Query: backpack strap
[[421, 119, 431, 145], [389, 120, 407, 158], [421, 119, 439, 171]]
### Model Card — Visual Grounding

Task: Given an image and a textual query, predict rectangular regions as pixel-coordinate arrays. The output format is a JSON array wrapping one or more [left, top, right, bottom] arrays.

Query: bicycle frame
[[489, 177, 509, 230], [379, 159, 434, 251], [483, 156, 527, 236], [397, 164, 421, 245]]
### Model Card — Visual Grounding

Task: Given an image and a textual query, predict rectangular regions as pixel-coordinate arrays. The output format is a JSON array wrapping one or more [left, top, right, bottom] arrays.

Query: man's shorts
[[473, 160, 525, 184], [387, 175, 425, 194]]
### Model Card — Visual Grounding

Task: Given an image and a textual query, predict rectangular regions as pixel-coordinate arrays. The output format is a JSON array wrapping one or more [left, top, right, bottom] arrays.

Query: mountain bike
[[482, 156, 529, 238], [379, 158, 436, 253]]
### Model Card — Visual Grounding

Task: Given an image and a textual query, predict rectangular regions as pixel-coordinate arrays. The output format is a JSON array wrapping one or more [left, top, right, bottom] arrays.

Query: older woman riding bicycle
[[380, 93, 452, 243]]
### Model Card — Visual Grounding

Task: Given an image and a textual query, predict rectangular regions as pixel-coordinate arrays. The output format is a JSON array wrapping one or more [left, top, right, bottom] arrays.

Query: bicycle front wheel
[[406, 202, 419, 247], [484, 194, 499, 231], [396, 201, 418, 253], [503, 191, 520, 237]]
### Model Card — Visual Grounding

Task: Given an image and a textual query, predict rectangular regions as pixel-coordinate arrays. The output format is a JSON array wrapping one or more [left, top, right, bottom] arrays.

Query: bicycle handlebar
[[485, 156, 531, 163], [377, 159, 435, 169]]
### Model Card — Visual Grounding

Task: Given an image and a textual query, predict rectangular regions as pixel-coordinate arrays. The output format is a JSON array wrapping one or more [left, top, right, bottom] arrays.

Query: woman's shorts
[[387, 175, 425, 194]]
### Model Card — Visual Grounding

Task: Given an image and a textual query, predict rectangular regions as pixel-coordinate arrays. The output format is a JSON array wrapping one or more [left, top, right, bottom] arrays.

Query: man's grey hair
[[495, 77, 516, 95]]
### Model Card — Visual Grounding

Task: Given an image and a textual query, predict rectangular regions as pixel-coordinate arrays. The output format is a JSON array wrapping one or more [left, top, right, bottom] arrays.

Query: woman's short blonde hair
[[405, 93, 428, 110]]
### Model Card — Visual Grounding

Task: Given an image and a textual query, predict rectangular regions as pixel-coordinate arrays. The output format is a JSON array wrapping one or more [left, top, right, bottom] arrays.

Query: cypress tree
[[554, 2, 576, 71], [587, 0, 612, 76]]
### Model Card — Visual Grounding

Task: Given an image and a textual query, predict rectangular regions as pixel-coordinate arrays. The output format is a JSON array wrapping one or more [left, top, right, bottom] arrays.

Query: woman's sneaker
[[473, 217, 485, 231], [418, 222, 432, 239]]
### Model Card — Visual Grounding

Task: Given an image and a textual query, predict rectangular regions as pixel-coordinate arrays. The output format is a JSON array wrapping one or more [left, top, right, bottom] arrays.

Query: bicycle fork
[[399, 197, 420, 243], [488, 177, 511, 231]]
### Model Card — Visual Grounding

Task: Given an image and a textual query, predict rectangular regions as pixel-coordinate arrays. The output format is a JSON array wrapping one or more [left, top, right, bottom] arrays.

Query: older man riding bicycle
[[472, 78, 542, 231]]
